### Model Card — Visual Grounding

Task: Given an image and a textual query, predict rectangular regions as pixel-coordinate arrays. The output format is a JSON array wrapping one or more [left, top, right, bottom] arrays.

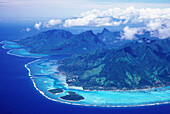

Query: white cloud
[[93, 17, 112, 27], [33, 7, 170, 39], [63, 7, 170, 28], [21, 28, 31, 32], [122, 20, 129, 24], [63, 14, 97, 27], [26, 28, 31, 32], [121, 26, 144, 40], [63, 8, 127, 27], [146, 19, 163, 31], [158, 27, 170, 39], [63, 13, 123, 27], [121, 18, 170, 40], [34, 22, 41, 30], [145, 19, 170, 39], [44, 19, 62, 27], [112, 21, 122, 26]]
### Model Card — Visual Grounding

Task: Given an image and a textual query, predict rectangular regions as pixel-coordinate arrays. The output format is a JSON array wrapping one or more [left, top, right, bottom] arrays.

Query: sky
[[0, 0, 170, 40], [0, 0, 170, 21]]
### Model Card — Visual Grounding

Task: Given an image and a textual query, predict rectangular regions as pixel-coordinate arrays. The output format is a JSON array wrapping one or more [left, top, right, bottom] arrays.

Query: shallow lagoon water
[[1, 41, 170, 107], [0, 41, 48, 58]]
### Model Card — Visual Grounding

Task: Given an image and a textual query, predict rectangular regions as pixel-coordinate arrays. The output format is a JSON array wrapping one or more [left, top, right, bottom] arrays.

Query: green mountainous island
[[16, 29, 105, 54], [15, 29, 170, 91]]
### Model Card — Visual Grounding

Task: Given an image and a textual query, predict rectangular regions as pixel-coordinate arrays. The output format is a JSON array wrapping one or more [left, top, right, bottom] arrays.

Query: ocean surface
[[0, 23, 170, 114]]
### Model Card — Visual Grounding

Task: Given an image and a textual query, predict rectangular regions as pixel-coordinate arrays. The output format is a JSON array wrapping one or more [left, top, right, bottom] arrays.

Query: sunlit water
[[1, 41, 170, 107]]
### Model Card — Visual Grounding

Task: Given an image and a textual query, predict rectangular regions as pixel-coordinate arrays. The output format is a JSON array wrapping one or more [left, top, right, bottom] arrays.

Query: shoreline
[[29, 75, 170, 107], [1, 41, 170, 107], [25, 59, 170, 107], [23, 77, 170, 107], [82, 86, 168, 92], [1, 41, 48, 58], [58, 70, 168, 92]]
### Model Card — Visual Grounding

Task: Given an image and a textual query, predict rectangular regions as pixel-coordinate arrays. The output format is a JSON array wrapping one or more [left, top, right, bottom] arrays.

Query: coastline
[[58, 70, 168, 92], [22, 76, 170, 107], [82, 86, 168, 92], [25, 59, 170, 107], [1, 40, 170, 107], [28, 74, 170, 107]]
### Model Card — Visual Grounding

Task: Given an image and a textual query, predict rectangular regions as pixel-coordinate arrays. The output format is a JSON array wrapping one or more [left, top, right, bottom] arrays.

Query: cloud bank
[[34, 7, 170, 39], [44, 19, 62, 28], [34, 22, 41, 30], [121, 26, 144, 40], [63, 7, 170, 28]]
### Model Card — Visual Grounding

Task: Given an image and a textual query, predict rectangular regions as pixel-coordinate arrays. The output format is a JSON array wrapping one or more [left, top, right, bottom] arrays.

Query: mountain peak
[[81, 30, 95, 36], [87, 30, 94, 34], [102, 28, 109, 33]]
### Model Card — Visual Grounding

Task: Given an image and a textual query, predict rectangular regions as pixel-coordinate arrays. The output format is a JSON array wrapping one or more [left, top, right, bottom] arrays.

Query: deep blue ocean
[[0, 22, 170, 114]]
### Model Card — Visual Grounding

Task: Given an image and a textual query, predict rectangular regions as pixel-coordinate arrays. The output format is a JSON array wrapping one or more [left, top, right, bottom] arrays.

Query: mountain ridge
[[13, 28, 170, 90], [58, 38, 170, 90], [16, 29, 106, 54]]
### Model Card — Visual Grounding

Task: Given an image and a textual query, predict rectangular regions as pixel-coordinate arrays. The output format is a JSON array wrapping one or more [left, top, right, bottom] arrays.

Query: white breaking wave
[[1, 40, 170, 107]]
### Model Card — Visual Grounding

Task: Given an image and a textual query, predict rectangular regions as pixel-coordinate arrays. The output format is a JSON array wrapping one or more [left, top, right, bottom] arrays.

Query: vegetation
[[47, 88, 64, 94], [58, 38, 170, 90], [16, 28, 170, 90], [16, 29, 105, 54], [60, 91, 85, 101]]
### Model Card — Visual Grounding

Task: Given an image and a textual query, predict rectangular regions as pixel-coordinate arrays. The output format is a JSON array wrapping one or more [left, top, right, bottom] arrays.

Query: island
[[11, 29, 170, 91], [58, 38, 170, 91], [60, 91, 85, 101], [15, 29, 105, 55], [47, 88, 64, 94], [1, 28, 170, 107]]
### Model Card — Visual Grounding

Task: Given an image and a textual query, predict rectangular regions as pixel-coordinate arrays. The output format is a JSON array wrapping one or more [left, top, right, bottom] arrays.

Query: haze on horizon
[[0, 0, 170, 21], [0, 0, 170, 40]]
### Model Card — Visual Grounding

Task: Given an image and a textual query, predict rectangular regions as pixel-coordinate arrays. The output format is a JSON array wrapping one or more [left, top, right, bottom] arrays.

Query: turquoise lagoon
[[1, 41, 170, 107], [1, 41, 48, 58]]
